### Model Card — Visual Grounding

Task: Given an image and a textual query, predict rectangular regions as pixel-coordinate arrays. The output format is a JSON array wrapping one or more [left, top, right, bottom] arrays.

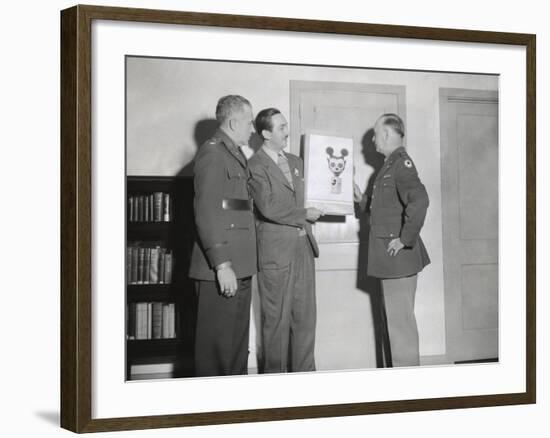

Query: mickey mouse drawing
[[326, 147, 349, 194]]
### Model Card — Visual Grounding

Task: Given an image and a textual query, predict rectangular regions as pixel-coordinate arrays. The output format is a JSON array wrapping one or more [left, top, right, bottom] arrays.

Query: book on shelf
[[127, 301, 177, 340], [144, 195, 150, 223], [158, 247, 165, 284], [152, 302, 163, 339], [138, 196, 144, 222], [128, 191, 172, 223], [150, 247, 159, 283], [127, 302, 137, 340], [144, 247, 151, 284], [164, 252, 173, 284], [135, 302, 148, 340], [128, 197, 134, 222], [130, 246, 138, 284], [147, 302, 153, 339], [138, 247, 145, 284], [163, 193, 171, 222], [127, 243, 173, 285]]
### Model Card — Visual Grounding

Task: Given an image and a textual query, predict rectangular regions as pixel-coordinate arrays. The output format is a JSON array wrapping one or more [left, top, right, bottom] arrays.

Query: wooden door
[[290, 81, 406, 370], [439, 88, 499, 363]]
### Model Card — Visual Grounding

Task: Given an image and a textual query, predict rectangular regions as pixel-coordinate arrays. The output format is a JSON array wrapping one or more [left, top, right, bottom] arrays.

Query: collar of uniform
[[216, 127, 240, 151], [262, 144, 286, 164], [385, 146, 406, 164]]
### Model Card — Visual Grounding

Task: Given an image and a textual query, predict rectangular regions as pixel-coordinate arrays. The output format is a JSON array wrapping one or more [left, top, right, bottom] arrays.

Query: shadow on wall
[[355, 128, 392, 368], [176, 118, 219, 177]]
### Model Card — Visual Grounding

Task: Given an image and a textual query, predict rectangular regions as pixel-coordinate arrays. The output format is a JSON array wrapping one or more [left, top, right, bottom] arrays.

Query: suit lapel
[[289, 156, 301, 191], [288, 155, 303, 204], [258, 148, 294, 192]]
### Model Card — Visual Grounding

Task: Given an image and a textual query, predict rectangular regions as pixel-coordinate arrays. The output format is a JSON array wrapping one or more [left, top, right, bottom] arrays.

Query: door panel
[[440, 88, 499, 363], [457, 114, 499, 240]]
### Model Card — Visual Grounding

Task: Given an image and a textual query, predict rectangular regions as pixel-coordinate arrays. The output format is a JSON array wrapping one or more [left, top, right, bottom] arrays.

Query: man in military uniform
[[248, 108, 323, 373], [189, 95, 257, 377], [354, 113, 430, 367]]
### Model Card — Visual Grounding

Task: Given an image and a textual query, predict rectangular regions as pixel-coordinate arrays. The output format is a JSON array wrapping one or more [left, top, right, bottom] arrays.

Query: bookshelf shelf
[[126, 282, 193, 302], [126, 175, 197, 380], [127, 222, 173, 240], [127, 338, 185, 356]]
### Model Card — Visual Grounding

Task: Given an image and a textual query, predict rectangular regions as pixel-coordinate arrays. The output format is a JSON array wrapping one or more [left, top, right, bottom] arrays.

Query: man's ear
[[383, 126, 391, 141], [228, 117, 237, 131], [262, 129, 272, 141]]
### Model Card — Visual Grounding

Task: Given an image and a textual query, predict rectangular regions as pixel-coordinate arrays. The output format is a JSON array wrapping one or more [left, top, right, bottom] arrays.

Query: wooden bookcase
[[126, 176, 196, 380]]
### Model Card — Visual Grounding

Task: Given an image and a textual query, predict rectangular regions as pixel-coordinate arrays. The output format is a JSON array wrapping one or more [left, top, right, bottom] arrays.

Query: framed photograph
[[60, 4, 536, 433], [304, 132, 355, 215]]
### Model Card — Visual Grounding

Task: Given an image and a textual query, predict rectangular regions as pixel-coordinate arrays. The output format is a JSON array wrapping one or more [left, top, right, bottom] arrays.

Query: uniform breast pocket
[[226, 167, 249, 198], [382, 181, 398, 206], [227, 167, 247, 180]]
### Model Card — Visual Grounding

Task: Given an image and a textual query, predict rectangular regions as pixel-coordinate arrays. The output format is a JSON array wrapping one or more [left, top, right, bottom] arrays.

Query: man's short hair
[[255, 108, 281, 140], [215, 95, 251, 124], [380, 113, 405, 138]]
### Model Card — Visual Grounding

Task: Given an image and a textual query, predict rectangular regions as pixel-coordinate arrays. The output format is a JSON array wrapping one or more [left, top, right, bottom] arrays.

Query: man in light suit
[[248, 108, 324, 373], [189, 95, 257, 377]]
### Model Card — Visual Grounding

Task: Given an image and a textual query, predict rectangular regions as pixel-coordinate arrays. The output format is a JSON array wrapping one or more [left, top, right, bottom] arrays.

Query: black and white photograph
[[3, 0, 546, 435], [125, 56, 499, 381], [53, 2, 537, 433]]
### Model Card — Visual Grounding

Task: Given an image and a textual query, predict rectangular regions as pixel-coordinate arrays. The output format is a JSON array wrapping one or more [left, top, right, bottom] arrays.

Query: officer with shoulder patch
[[354, 113, 430, 367], [189, 95, 257, 377]]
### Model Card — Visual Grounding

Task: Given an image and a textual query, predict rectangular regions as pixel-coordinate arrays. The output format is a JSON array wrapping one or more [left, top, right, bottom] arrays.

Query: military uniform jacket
[[248, 148, 319, 269], [365, 146, 430, 279], [189, 129, 257, 281]]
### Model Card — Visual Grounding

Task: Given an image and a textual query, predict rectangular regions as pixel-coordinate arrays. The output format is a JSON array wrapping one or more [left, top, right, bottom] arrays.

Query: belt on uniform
[[222, 198, 253, 211]]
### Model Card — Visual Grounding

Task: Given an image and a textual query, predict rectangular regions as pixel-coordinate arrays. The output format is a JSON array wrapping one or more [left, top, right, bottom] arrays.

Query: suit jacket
[[188, 129, 257, 281], [363, 146, 430, 278], [248, 148, 319, 269]]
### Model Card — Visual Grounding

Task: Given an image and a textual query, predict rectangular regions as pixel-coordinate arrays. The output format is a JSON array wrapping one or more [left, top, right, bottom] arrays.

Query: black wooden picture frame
[[60, 4, 536, 433]]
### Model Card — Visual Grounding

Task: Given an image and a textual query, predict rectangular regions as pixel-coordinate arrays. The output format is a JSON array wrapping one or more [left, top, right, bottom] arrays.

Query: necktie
[[277, 153, 294, 190]]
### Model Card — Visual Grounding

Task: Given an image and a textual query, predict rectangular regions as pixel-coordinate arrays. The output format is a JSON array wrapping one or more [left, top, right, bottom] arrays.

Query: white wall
[[127, 57, 497, 358], [2, 1, 547, 438]]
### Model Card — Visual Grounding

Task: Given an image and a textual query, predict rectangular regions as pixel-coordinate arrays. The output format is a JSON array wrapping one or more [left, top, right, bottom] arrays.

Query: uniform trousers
[[381, 275, 420, 367], [257, 235, 316, 373], [194, 276, 252, 377]]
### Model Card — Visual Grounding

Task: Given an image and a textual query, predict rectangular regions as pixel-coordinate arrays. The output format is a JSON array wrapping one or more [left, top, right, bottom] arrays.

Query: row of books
[[127, 302, 177, 340], [128, 192, 172, 222], [127, 245, 173, 285]]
